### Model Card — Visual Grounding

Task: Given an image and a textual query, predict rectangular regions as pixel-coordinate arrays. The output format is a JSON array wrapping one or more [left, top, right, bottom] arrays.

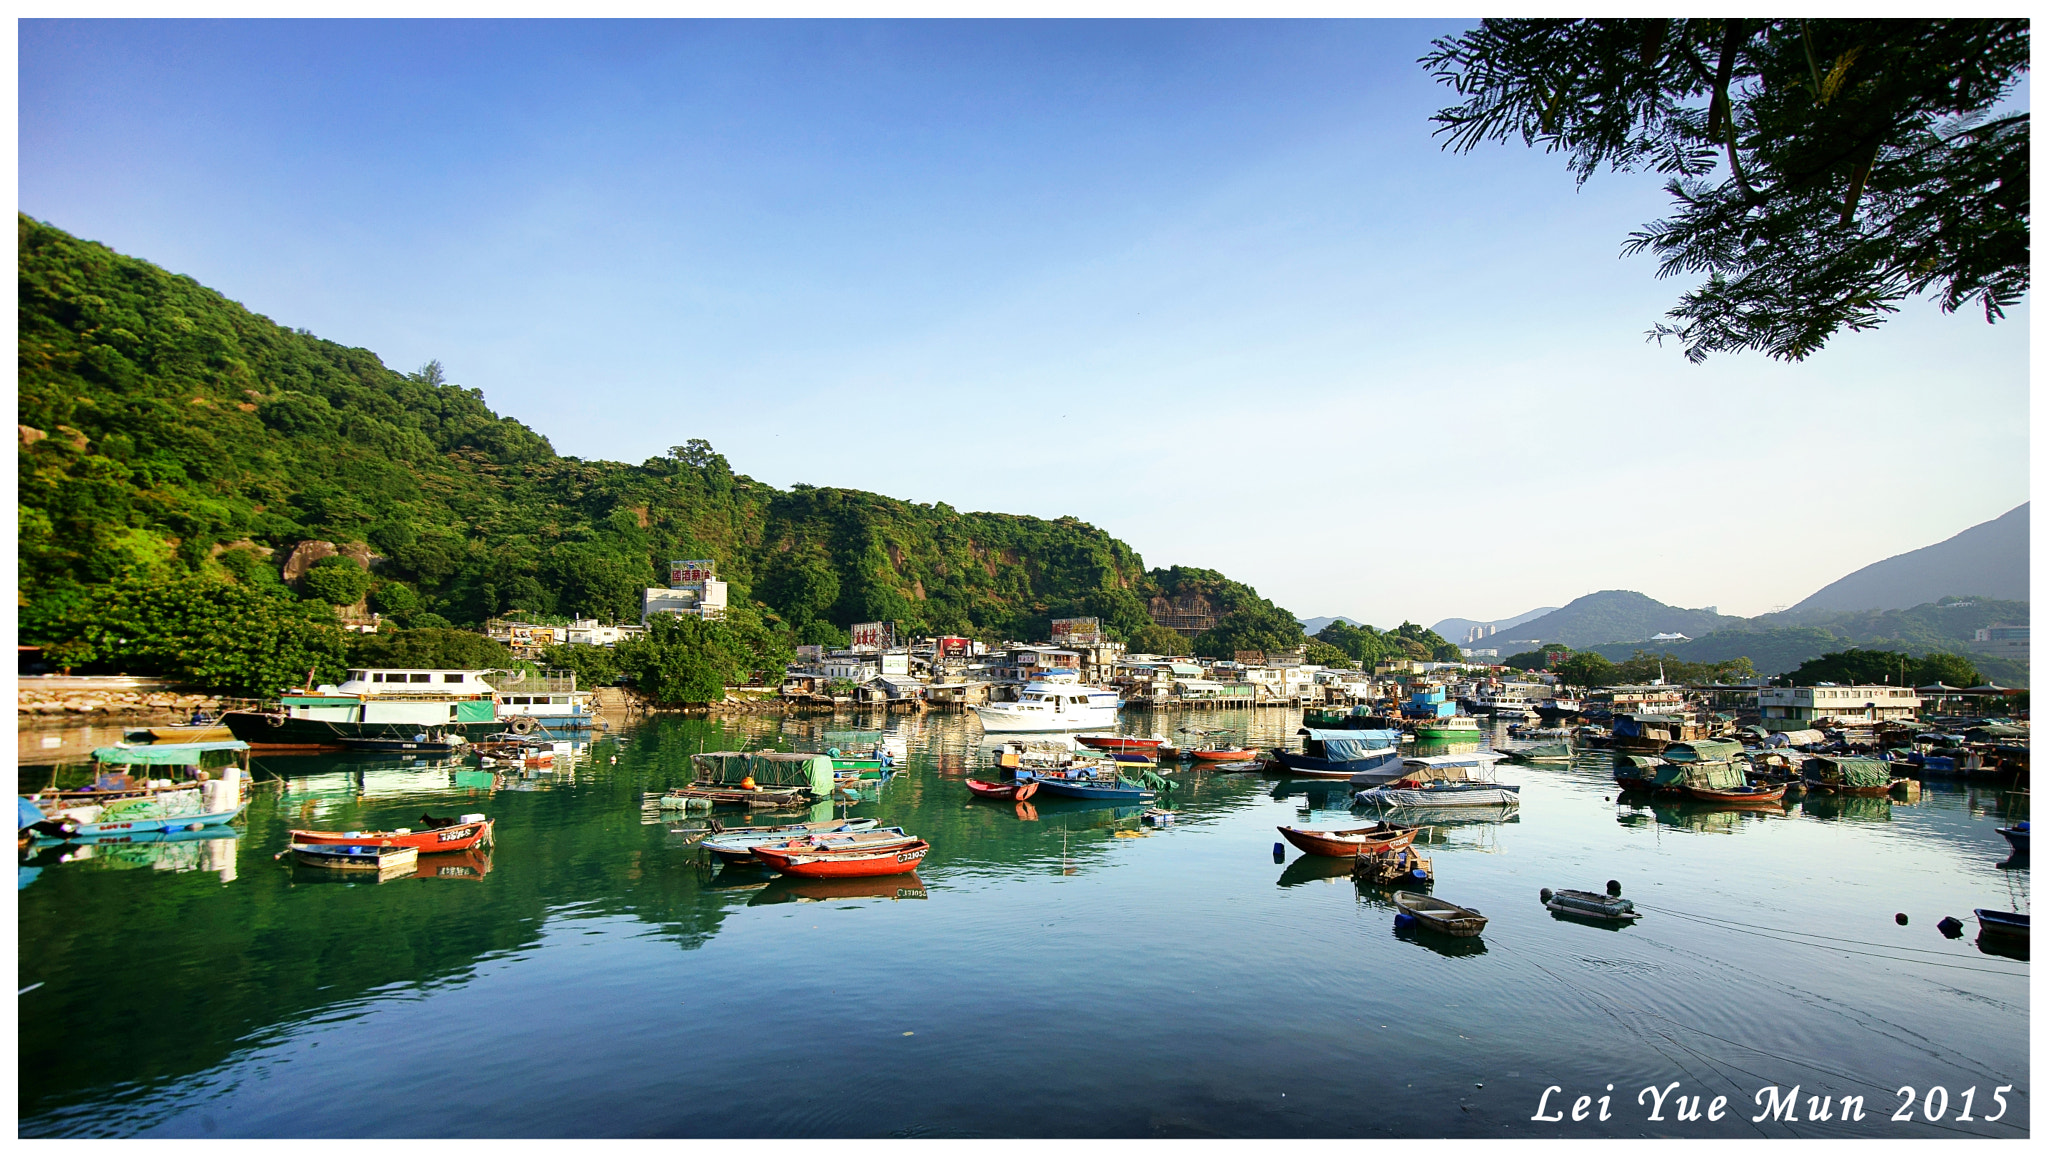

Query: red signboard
[[669, 559, 715, 585]]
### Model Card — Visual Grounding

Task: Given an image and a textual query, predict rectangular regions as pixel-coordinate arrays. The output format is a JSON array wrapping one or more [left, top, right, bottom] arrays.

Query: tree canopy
[[1425, 19, 2028, 362], [1782, 647, 1980, 688]]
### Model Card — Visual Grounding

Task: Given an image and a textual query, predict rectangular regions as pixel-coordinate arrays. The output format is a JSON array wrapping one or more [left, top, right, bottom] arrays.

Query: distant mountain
[[1429, 607, 1557, 644], [1788, 503, 2029, 614], [1489, 591, 1742, 650]]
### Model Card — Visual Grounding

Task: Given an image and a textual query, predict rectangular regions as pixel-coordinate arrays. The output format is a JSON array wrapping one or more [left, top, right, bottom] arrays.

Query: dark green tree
[[301, 555, 372, 606], [1555, 650, 1619, 687], [1424, 19, 2028, 361], [348, 628, 514, 670], [614, 609, 795, 705]]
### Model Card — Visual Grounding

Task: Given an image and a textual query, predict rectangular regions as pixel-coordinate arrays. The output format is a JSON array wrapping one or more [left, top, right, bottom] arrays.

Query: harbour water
[[18, 711, 2030, 1137]]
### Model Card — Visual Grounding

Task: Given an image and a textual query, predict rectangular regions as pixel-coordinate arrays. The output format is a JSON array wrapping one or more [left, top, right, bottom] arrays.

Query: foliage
[[614, 610, 795, 705], [23, 574, 348, 695], [539, 642, 622, 688], [1781, 648, 1981, 688], [1303, 639, 1358, 669], [1554, 650, 1619, 688], [1313, 619, 1461, 666], [346, 628, 514, 671], [17, 215, 1289, 659], [1613, 650, 1757, 685], [301, 555, 371, 605], [1125, 622, 1190, 656], [1503, 642, 1572, 671], [1425, 19, 2029, 362]]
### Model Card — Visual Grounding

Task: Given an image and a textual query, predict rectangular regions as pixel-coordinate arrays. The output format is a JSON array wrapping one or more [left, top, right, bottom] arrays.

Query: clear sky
[[19, 19, 2030, 627]]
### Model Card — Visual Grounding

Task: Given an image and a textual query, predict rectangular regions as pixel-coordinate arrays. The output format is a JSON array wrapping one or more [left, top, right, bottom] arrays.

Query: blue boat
[[1272, 728, 1403, 780], [1023, 768, 1155, 802]]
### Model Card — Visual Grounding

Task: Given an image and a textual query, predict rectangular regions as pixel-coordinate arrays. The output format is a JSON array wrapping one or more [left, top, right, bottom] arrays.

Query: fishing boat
[[972, 671, 1121, 733], [965, 778, 1039, 802], [1188, 743, 1258, 763], [1413, 715, 1483, 742], [1533, 697, 1582, 721], [1684, 782, 1787, 806], [1500, 741, 1573, 762], [1997, 822, 2028, 854], [1541, 887, 1641, 923], [666, 751, 837, 809], [286, 842, 420, 873], [130, 721, 235, 743], [1974, 909, 2029, 940], [1025, 766, 1156, 802], [1207, 759, 1269, 773], [288, 815, 493, 853], [223, 667, 504, 747], [1611, 754, 1662, 791], [1392, 890, 1488, 936], [1275, 821, 1417, 858], [747, 828, 917, 868], [24, 796, 247, 840], [1801, 755, 1907, 797], [1354, 845, 1433, 887], [1076, 734, 1166, 755], [1272, 728, 1403, 779], [772, 839, 930, 878]]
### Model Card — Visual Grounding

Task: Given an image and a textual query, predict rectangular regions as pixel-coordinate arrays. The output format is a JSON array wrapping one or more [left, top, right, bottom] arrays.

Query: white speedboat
[[973, 671, 1121, 733]]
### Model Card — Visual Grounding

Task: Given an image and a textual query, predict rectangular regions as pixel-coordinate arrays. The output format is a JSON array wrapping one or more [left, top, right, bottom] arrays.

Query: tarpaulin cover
[[1304, 728, 1402, 747], [90, 741, 249, 765], [1652, 760, 1747, 790], [1664, 739, 1743, 763], [1809, 757, 1893, 788], [18, 798, 44, 830]]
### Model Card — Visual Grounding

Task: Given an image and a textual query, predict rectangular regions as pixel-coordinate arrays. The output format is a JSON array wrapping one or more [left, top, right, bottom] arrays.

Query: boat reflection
[[1275, 855, 1357, 889], [412, 849, 493, 881], [1640, 799, 1790, 834], [1975, 932, 2027, 961], [1800, 795, 1895, 823], [21, 828, 240, 882], [1391, 922, 1488, 957], [750, 873, 928, 905]]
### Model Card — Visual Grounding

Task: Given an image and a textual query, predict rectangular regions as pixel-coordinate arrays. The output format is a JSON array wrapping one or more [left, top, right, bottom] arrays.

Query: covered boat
[[1650, 759, 1747, 796], [1662, 739, 1744, 763], [1351, 751, 1506, 789], [1353, 758, 1519, 809], [667, 751, 837, 809], [1612, 754, 1663, 791], [1802, 755, 1904, 796], [1685, 782, 1786, 805], [1541, 887, 1640, 923], [1273, 728, 1403, 779], [1276, 821, 1417, 858]]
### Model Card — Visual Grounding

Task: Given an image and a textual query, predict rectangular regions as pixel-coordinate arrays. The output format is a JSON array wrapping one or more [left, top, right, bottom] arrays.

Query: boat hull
[[973, 703, 1121, 733], [288, 842, 419, 872], [965, 778, 1039, 802], [289, 820, 493, 853], [1272, 748, 1400, 780], [1413, 723, 1482, 741], [225, 711, 504, 748], [1276, 824, 1417, 858], [1997, 826, 2029, 853], [1029, 776, 1154, 801], [1684, 784, 1786, 806], [70, 804, 247, 837], [774, 841, 929, 878], [1393, 889, 1488, 936], [751, 832, 918, 869], [1076, 735, 1163, 754]]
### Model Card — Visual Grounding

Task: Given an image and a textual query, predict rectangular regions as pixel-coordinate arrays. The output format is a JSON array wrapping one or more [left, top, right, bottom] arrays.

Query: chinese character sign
[[850, 622, 895, 651], [669, 559, 716, 585], [1051, 617, 1103, 645]]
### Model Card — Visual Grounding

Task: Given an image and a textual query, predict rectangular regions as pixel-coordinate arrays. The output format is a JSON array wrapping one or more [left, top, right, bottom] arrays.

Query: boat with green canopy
[[1801, 755, 1905, 797]]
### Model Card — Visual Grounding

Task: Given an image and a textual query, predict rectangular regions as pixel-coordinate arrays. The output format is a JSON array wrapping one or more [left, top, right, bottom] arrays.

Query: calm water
[[18, 711, 2030, 1138]]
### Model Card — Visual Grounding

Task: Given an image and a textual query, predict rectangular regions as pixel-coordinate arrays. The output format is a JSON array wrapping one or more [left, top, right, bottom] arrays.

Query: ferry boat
[[1470, 684, 1544, 718], [973, 670, 1121, 733], [1402, 684, 1483, 742], [223, 668, 502, 748]]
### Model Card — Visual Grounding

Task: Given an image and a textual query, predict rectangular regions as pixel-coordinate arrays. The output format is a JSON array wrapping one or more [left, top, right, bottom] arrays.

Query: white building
[[1758, 684, 1922, 729], [561, 618, 646, 647], [641, 580, 728, 623]]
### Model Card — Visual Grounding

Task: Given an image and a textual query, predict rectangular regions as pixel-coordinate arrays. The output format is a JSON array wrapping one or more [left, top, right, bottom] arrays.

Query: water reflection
[[23, 829, 240, 883]]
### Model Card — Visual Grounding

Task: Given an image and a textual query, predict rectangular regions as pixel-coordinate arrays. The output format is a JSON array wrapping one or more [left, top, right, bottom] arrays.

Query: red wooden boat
[[1684, 783, 1787, 805], [751, 829, 920, 869], [1076, 734, 1165, 754], [289, 818, 493, 853], [966, 778, 1040, 802], [1189, 747, 1257, 763], [1276, 822, 1418, 858], [774, 840, 930, 878]]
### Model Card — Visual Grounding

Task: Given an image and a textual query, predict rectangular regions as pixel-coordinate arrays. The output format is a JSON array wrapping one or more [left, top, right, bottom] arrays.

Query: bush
[[302, 555, 371, 605]]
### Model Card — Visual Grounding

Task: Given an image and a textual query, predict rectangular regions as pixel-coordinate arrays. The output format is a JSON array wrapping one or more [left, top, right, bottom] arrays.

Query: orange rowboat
[[966, 778, 1039, 801], [1684, 783, 1787, 805], [1189, 747, 1257, 762], [1276, 822, 1417, 858], [774, 840, 930, 878], [289, 819, 493, 853]]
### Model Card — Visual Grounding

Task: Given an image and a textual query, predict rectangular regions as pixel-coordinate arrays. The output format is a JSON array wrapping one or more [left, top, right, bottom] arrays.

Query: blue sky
[[19, 19, 2030, 626]]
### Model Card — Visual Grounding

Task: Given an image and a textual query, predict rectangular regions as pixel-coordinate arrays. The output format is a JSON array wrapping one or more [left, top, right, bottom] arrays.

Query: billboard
[[850, 621, 896, 652], [669, 559, 715, 585], [937, 636, 971, 657], [1051, 617, 1103, 645]]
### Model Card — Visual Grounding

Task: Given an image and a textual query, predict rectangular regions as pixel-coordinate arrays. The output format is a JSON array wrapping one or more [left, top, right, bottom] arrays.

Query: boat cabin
[[335, 669, 497, 695], [286, 669, 498, 727]]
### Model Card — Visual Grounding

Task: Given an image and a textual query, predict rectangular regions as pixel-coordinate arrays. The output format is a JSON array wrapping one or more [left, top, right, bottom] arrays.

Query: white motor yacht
[[973, 670, 1121, 733]]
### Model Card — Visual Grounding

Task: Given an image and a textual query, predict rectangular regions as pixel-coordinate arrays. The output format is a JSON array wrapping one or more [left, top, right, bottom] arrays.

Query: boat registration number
[[436, 825, 479, 842]]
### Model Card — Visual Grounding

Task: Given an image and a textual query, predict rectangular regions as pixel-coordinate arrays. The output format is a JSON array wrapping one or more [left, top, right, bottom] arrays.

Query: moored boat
[[1413, 716, 1482, 742], [1275, 821, 1417, 858], [1027, 769, 1155, 802], [1541, 887, 1640, 923], [1997, 822, 2028, 854], [1974, 909, 2029, 940], [1272, 728, 1403, 779], [973, 671, 1121, 733], [224, 667, 503, 747], [1076, 734, 1165, 755], [773, 839, 930, 878], [1612, 754, 1662, 792], [1802, 755, 1907, 797], [288, 815, 493, 853], [1354, 757, 1519, 809], [287, 842, 420, 873], [747, 827, 917, 868], [1684, 782, 1786, 806], [1393, 890, 1488, 936]]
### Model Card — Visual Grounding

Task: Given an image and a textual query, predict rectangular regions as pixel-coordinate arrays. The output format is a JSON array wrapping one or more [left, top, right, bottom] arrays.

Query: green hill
[[16, 215, 1303, 679]]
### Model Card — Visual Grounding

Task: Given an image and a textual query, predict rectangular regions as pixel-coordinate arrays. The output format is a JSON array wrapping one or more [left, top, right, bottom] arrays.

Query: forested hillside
[[17, 215, 1305, 686]]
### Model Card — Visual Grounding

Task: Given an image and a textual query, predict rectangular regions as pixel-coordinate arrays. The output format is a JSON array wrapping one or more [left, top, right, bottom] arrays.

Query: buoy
[[1895, 912, 1909, 925], [1272, 842, 1285, 862], [1937, 915, 1964, 938], [1606, 879, 1622, 897]]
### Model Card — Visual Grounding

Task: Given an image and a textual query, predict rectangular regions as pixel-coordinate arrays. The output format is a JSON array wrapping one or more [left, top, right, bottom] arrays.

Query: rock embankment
[[18, 684, 226, 721]]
